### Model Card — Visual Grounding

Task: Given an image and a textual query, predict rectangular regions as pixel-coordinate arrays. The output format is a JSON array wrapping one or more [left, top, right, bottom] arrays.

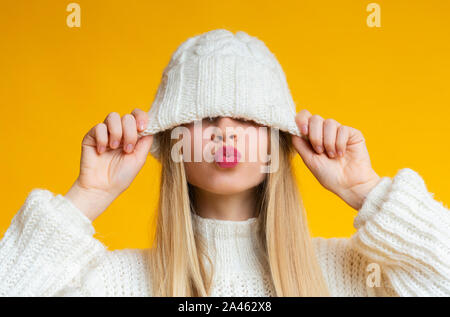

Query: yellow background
[[1, 0, 449, 250]]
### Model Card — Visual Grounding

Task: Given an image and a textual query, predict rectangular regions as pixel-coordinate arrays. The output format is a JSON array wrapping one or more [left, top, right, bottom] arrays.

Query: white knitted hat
[[138, 29, 301, 160]]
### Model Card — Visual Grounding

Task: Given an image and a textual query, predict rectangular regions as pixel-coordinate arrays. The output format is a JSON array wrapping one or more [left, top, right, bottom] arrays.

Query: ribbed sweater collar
[[191, 212, 269, 276], [192, 212, 258, 239]]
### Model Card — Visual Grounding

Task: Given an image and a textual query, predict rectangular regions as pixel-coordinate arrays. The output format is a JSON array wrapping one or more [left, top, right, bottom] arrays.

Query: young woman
[[0, 29, 449, 297]]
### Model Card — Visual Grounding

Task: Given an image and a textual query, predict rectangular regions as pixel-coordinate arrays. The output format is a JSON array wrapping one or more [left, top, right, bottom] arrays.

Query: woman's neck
[[193, 186, 258, 221]]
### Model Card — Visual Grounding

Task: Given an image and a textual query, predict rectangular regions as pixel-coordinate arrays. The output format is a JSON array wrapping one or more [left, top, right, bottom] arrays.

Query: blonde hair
[[148, 128, 329, 296]]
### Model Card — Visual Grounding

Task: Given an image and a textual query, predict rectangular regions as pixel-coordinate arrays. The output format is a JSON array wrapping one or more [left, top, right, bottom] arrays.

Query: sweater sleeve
[[0, 188, 108, 296], [350, 167, 450, 296]]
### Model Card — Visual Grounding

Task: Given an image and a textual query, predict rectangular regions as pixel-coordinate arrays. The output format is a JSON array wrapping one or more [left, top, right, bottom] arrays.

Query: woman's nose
[[211, 130, 238, 144], [210, 117, 239, 144]]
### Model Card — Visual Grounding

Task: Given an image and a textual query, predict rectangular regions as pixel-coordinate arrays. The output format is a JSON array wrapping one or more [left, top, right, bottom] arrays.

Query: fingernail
[[316, 146, 323, 153], [112, 140, 119, 148], [125, 144, 133, 152], [138, 121, 145, 131], [300, 125, 308, 135], [338, 151, 343, 157], [98, 145, 105, 153], [329, 151, 335, 158]]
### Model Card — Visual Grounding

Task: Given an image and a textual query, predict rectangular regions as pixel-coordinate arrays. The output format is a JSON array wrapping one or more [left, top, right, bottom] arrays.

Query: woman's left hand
[[291, 109, 382, 210]]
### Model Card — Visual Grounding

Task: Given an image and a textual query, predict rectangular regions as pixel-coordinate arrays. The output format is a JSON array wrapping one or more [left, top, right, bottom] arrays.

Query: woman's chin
[[200, 178, 255, 195]]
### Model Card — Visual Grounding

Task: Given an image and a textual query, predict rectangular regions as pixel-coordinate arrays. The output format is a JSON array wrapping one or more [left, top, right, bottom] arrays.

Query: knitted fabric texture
[[138, 29, 301, 160], [1, 168, 449, 296]]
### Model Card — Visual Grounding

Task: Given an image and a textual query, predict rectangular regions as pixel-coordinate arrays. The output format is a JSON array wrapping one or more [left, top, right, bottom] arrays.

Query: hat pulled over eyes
[[138, 29, 301, 160]]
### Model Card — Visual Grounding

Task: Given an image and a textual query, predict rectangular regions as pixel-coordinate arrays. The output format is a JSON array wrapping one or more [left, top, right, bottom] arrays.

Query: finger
[[347, 126, 365, 145], [131, 108, 149, 132], [122, 114, 138, 153], [104, 112, 122, 149], [295, 109, 312, 136], [336, 125, 349, 157], [83, 125, 97, 147], [323, 119, 339, 158], [134, 135, 154, 162], [309, 114, 324, 154], [94, 123, 108, 154], [291, 135, 314, 163]]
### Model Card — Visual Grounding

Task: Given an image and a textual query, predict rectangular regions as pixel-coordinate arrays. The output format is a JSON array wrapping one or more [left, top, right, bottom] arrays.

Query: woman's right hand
[[65, 109, 154, 221]]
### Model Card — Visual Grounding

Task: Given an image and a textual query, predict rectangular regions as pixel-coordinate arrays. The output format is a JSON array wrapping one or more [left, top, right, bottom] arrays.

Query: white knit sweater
[[1, 168, 449, 296]]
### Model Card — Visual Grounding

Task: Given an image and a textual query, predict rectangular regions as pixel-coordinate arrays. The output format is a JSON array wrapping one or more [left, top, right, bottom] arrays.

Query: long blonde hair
[[148, 128, 329, 296]]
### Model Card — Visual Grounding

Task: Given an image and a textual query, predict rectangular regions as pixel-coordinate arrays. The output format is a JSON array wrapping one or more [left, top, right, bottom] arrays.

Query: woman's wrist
[[64, 180, 116, 221], [339, 173, 382, 211]]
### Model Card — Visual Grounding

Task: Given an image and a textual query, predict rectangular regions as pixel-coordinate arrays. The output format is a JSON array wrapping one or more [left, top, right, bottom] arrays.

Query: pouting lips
[[214, 145, 242, 165]]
